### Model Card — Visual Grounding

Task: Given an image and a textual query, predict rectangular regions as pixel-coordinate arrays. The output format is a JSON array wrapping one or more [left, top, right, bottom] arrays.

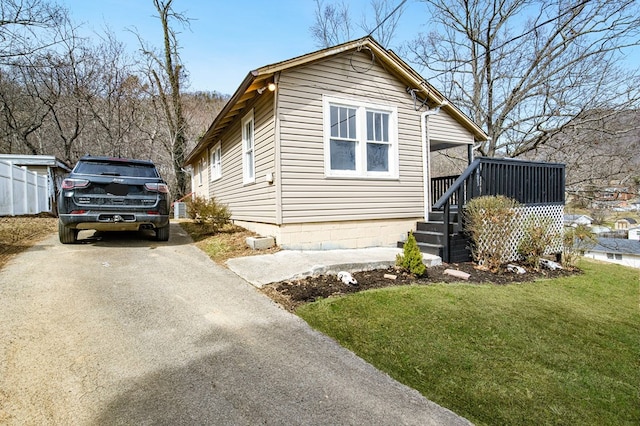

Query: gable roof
[[185, 36, 488, 165], [616, 218, 637, 224]]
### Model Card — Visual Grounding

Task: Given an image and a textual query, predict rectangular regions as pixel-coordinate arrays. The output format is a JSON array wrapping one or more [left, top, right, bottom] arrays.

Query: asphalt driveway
[[0, 223, 470, 425]]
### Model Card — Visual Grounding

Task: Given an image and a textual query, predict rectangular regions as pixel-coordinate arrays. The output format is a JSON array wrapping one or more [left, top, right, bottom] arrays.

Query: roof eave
[[184, 36, 489, 165]]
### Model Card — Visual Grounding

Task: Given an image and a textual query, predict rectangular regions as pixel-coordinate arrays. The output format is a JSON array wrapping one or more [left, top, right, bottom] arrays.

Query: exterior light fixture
[[257, 82, 276, 94]]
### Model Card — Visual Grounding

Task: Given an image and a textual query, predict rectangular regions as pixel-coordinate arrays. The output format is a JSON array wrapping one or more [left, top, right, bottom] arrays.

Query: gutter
[[421, 103, 447, 222]]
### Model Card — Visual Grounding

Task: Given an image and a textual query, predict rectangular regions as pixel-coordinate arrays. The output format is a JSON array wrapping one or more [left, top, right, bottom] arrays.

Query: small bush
[[517, 216, 555, 271], [396, 232, 426, 276], [563, 224, 597, 267], [186, 195, 231, 234], [465, 195, 522, 272]]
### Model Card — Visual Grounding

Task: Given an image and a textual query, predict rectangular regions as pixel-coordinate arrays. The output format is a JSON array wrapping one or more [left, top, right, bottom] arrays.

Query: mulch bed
[[260, 262, 581, 312]]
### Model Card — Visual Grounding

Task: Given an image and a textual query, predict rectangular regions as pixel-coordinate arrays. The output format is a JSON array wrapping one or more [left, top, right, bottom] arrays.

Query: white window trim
[[242, 110, 255, 184], [198, 157, 205, 186], [210, 142, 222, 182], [323, 95, 398, 179]]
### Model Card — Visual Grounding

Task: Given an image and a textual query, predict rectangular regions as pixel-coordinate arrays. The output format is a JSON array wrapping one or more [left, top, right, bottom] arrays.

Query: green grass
[[298, 260, 640, 425]]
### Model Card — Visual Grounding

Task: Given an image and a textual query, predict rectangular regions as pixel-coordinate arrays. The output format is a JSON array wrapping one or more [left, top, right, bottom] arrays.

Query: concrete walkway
[[227, 247, 441, 288]]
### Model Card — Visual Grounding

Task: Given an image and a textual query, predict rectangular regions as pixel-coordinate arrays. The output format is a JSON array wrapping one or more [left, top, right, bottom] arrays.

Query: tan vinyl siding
[[277, 50, 428, 224], [429, 112, 475, 145], [208, 95, 277, 223]]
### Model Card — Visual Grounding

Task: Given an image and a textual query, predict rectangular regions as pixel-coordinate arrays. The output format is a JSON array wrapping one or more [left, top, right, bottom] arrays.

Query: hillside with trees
[[0, 0, 228, 198]]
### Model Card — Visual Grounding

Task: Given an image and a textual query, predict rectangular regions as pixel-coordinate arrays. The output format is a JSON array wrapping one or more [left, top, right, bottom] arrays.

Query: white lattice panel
[[474, 204, 565, 264]]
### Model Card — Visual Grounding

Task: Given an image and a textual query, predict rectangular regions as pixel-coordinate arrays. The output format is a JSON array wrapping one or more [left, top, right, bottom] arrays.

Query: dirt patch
[[0, 214, 57, 269], [178, 222, 280, 263], [261, 262, 580, 312]]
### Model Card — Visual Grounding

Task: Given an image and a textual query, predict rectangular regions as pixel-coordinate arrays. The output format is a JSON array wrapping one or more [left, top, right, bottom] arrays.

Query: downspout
[[273, 72, 282, 225], [420, 102, 447, 221]]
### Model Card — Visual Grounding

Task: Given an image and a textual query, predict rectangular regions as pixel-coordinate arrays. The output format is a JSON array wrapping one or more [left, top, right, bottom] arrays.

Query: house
[[0, 154, 71, 214], [584, 237, 640, 269], [628, 227, 640, 241], [564, 214, 593, 227], [615, 217, 637, 230], [184, 37, 565, 262]]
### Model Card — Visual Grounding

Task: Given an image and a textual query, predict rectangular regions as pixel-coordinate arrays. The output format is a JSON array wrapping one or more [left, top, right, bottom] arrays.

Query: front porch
[[401, 157, 566, 263]]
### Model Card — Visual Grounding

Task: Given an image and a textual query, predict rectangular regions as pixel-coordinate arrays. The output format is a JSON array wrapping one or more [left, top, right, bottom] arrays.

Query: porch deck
[[401, 157, 566, 263]]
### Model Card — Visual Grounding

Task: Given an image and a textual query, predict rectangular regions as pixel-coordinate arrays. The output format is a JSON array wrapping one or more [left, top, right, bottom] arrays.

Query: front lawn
[[297, 260, 639, 425]]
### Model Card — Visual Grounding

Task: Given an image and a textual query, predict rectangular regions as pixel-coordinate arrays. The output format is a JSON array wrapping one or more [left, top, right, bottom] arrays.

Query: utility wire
[[367, 0, 408, 38]]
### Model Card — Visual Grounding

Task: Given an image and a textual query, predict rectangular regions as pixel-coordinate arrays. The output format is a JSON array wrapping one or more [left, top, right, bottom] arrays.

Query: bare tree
[[0, 64, 50, 154], [136, 0, 190, 199], [310, 0, 352, 48], [0, 0, 67, 64], [526, 109, 640, 205], [310, 0, 406, 48], [407, 0, 640, 158], [80, 30, 153, 159]]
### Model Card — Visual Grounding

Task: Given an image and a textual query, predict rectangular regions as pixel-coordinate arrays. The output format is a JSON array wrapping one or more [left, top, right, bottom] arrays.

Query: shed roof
[[0, 154, 71, 171], [184, 36, 488, 165]]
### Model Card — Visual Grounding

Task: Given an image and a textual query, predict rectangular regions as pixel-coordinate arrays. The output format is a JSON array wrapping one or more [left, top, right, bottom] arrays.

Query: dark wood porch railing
[[431, 157, 565, 262], [431, 175, 458, 206]]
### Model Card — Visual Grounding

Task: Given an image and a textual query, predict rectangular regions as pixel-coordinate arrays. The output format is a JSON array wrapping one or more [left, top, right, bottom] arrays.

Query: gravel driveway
[[0, 224, 470, 425]]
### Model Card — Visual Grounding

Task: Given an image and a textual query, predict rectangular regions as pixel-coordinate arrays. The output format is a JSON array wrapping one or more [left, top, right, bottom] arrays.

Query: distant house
[[184, 36, 565, 262], [598, 187, 635, 202], [590, 225, 612, 235], [615, 217, 637, 230], [564, 214, 592, 227], [584, 238, 640, 269], [629, 227, 640, 241]]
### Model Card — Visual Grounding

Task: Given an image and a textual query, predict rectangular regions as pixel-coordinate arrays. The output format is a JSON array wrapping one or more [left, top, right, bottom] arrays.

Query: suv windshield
[[74, 161, 159, 178]]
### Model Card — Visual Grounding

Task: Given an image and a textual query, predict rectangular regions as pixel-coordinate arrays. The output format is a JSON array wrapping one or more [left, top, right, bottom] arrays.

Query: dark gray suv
[[58, 156, 170, 243]]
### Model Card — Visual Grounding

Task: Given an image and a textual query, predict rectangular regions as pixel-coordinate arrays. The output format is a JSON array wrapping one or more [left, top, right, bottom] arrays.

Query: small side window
[[242, 110, 255, 184], [210, 143, 222, 181]]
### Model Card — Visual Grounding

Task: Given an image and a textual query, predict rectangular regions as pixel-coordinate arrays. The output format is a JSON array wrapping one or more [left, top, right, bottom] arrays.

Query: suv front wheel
[[58, 220, 78, 244]]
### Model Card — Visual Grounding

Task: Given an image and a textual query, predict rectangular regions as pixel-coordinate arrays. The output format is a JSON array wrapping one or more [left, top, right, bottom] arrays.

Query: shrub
[[517, 216, 555, 271], [396, 232, 427, 276], [465, 195, 522, 272], [562, 224, 597, 267], [186, 195, 231, 234]]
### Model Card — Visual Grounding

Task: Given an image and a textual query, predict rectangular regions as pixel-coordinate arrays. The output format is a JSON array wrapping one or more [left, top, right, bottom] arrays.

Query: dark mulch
[[260, 262, 581, 312]]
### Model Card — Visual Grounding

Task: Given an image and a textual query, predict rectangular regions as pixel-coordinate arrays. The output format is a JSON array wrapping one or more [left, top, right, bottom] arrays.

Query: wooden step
[[416, 221, 455, 233], [397, 240, 442, 257], [428, 210, 460, 223], [413, 230, 447, 246]]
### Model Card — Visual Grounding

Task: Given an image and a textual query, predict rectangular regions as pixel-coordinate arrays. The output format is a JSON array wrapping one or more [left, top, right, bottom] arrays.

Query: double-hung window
[[210, 142, 221, 181], [242, 110, 255, 184], [324, 96, 397, 178]]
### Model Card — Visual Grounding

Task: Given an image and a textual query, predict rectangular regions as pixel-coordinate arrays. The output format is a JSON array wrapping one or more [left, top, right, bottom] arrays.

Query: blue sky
[[58, 0, 639, 96], [59, 0, 428, 95]]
